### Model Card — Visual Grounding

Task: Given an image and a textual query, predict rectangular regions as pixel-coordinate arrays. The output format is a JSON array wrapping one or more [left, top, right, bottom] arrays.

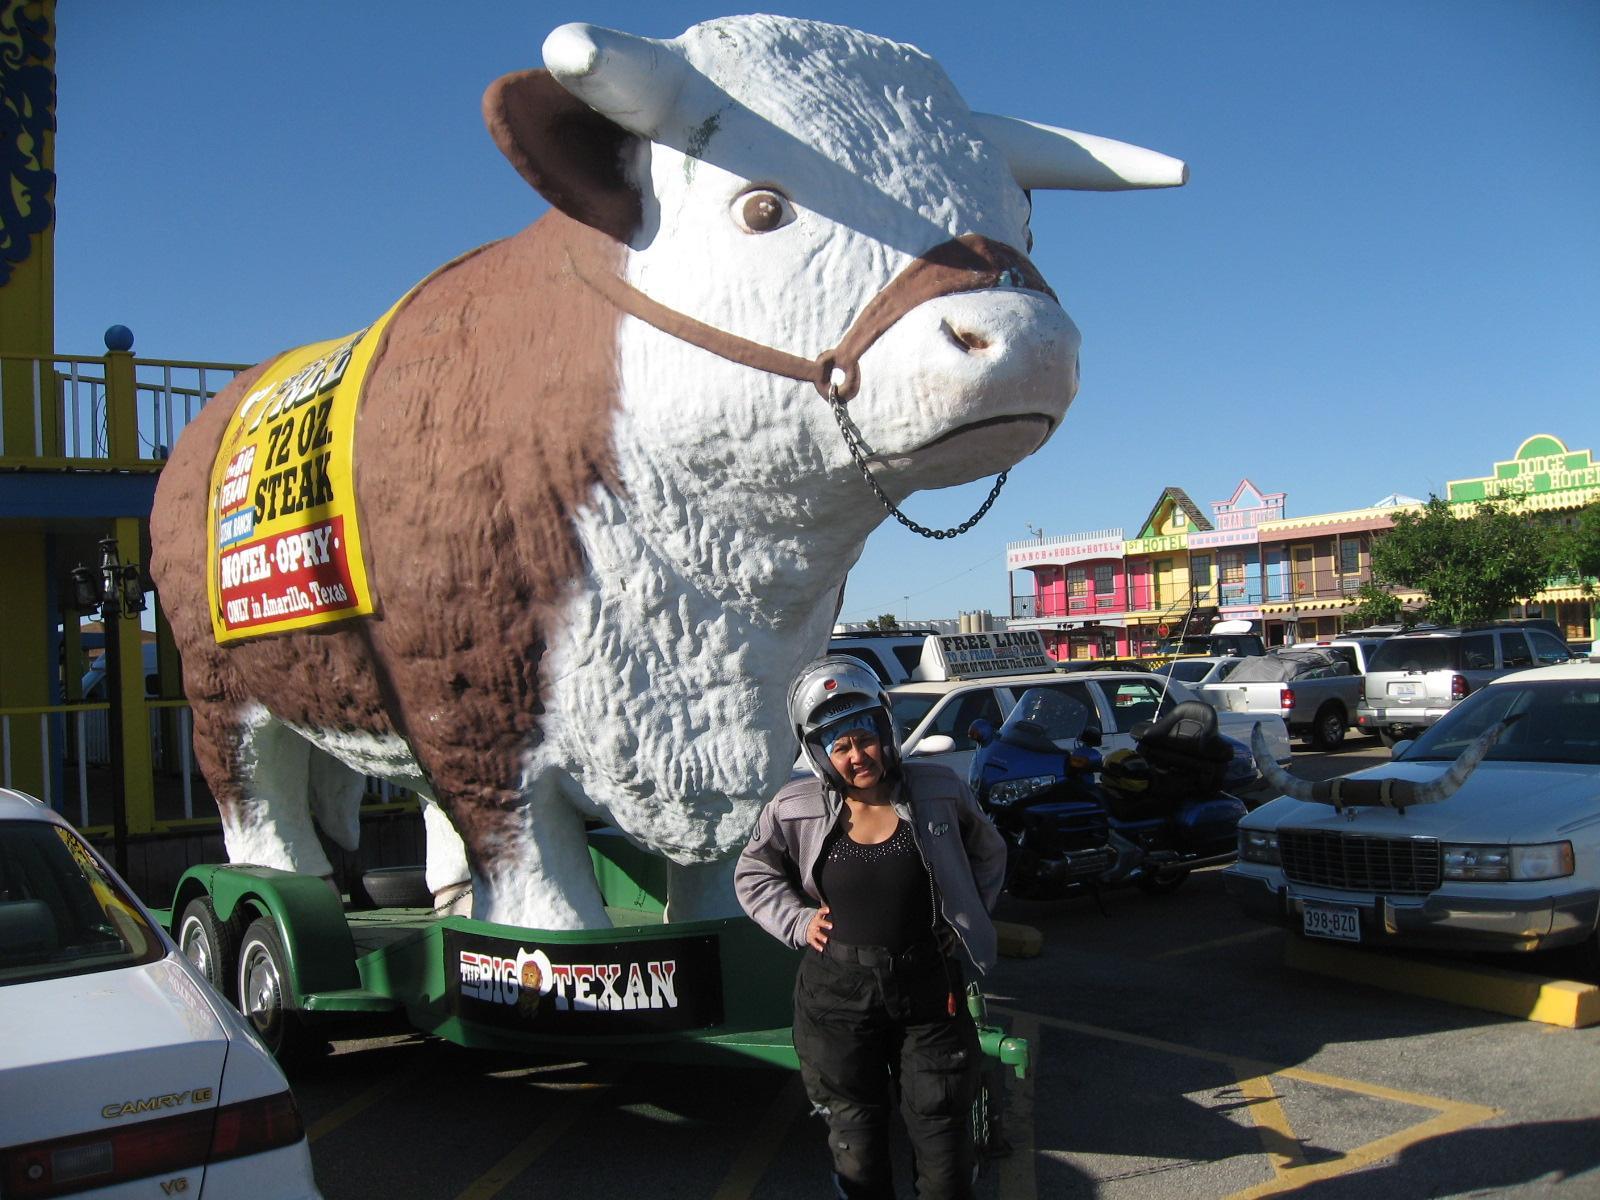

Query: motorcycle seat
[[1133, 701, 1233, 765]]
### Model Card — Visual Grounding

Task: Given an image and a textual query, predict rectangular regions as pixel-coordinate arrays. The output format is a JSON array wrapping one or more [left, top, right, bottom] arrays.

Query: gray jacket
[[734, 761, 1008, 973]]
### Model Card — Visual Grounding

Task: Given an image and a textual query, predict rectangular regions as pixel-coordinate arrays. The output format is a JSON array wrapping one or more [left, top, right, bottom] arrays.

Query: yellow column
[[111, 517, 155, 832]]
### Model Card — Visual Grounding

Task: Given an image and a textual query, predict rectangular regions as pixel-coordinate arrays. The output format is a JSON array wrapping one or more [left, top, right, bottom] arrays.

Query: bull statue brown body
[[150, 15, 1185, 929]]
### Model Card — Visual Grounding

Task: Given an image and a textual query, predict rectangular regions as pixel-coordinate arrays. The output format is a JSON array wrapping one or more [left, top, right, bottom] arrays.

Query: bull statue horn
[[973, 113, 1188, 191], [1249, 716, 1521, 813], [543, 22, 690, 138]]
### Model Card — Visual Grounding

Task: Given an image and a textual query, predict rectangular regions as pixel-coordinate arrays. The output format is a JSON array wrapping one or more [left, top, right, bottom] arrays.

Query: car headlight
[[1441, 841, 1574, 882], [986, 775, 1056, 807], [1239, 828, 1280, 865]]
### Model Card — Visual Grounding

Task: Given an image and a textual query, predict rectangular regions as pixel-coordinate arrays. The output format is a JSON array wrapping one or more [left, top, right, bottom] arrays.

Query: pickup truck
[[1199, 646, 1359, 750]]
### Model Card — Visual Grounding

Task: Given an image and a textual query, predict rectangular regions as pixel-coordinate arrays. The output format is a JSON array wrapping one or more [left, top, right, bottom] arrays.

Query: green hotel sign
[[1448, 434, 1600, 504], [1123, 533, 1187, 555]]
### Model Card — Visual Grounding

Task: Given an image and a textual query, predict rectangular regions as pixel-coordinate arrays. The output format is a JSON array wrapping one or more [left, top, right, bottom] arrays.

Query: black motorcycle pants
[[792, 942, 980, 1200]]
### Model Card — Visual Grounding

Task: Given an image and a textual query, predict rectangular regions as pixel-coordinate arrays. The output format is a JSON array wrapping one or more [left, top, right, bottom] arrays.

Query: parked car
[[0, 788, 322, 1198], [1148, 655, 1243, 688], [1055, 657, 1153, 674], [1290, 636, 1390, 677], [824, 629, 939, 685], [888, 667, 1292, 781], [1199, 646, 1361, 751], [1356, 622, 1573, 746], [1226, 660, 1600, 968]]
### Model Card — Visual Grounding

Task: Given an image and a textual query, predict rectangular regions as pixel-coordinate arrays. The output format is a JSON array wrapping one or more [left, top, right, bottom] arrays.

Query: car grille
[[1279, 830, 1441, 894]]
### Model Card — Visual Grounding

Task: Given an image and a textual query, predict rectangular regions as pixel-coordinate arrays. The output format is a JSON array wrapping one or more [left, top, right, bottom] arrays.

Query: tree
[[865, 613, 900, 631], [1345, 581, 1404, 629], [1369, 497, 1554, 626], [1546, 501, 1600, 594]]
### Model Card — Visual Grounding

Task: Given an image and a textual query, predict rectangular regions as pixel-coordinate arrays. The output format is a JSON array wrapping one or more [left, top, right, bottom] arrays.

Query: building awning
[[1257, 516, 1394, 543], [1260, 598, 1351, 615]]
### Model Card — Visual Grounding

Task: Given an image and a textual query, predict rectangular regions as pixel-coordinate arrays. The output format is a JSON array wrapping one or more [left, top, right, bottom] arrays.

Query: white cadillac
[[1226, 661, 1600, 969], [0, 789, 321, 1198]]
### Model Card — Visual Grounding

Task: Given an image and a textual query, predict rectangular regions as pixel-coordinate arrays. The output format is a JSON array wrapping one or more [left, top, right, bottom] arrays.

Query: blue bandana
[[821, 716, 879, 755]]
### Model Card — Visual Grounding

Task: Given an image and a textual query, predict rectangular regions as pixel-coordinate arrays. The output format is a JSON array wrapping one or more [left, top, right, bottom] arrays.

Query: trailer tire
[[237, 917, 319, 1066], [360, 866, 433, 909], [177, 896, 243, 1001]]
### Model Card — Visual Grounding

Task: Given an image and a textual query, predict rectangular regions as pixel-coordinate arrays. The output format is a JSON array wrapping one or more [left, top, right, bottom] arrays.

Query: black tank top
[[815, 818, 934, 952]]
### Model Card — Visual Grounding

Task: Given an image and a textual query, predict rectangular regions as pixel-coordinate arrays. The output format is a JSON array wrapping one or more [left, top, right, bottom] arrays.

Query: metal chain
[[827, 387, 1007, 540]]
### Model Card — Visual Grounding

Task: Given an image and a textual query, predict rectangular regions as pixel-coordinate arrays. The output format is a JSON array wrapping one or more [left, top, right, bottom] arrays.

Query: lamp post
[[71, 537, 146, 876]]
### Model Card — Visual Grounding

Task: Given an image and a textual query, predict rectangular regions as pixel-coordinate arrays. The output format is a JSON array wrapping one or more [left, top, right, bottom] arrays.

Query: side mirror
[[912, 734, 957, 756], [1390, 739, 1413, 759], [968, 720, 994, 747], [1079, 723, 1103, 747]]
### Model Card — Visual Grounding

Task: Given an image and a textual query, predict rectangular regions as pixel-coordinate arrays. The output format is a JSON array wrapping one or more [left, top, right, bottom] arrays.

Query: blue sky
[[54, 3, 1599, 626]]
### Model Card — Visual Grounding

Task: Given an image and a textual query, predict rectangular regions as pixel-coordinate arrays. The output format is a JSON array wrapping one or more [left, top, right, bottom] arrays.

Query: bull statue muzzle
[[1249, 716, 1521, 813]]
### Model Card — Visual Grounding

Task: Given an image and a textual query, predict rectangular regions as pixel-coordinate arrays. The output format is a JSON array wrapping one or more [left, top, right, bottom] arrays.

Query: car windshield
[[889, 693, 940, 742], [1152, 660, 1213, 683], [1405, 679, 1600, 765], [998, 688, 1091, 748], [0, 820, 164, 986]]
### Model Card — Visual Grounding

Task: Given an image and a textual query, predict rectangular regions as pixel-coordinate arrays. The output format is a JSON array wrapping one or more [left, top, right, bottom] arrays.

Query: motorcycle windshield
[[999, 688, 1092, 753]]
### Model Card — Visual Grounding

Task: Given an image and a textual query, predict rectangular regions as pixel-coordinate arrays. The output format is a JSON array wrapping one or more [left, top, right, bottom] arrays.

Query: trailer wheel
[[177, 896, 243, 1001], [237, 917, 318, 1065]]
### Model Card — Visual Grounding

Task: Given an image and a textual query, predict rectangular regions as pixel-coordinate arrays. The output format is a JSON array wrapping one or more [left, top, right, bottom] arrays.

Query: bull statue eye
[[735, 189, 793, 234]]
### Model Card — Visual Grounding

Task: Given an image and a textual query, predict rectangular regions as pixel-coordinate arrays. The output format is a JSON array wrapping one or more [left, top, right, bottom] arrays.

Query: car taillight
[[1, 1091, 303, 1199], [1451, 674, 1470, 700], [1280, 687, 1295, 710]]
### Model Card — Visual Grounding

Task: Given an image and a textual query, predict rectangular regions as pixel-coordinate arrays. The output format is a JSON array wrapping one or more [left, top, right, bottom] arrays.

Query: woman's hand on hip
[[806, 905, 832, 952]]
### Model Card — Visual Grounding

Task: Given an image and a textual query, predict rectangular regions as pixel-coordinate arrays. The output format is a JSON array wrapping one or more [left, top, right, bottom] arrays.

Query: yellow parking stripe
[[1233, 1073, 1306, 1176], [1153, 927, 1280, 961], [708, 1073, 807, 1200], [1223, 1100, 1496, 1199], [306, 1044, 438, 1143], [452, 1063, 627, 1200], [991, 1006, 1499, 1199], [997, 1012, 1040, 1200]]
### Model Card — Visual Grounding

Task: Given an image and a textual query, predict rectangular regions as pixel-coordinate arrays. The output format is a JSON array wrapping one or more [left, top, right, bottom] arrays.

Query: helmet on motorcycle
[[1101, 748, 1151, 795], [788, 655, 902, 790]]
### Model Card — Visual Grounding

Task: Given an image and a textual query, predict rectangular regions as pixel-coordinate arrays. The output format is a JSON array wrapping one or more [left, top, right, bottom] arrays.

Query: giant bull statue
[[149, 15, 1185, 929]]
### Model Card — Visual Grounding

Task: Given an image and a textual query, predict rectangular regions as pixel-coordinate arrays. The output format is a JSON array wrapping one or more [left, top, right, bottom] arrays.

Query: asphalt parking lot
[[290, 736, 1600, 1200]]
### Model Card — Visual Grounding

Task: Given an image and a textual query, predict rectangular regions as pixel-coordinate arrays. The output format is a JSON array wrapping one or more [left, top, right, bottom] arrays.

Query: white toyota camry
[[0, 788, 321, 1199]]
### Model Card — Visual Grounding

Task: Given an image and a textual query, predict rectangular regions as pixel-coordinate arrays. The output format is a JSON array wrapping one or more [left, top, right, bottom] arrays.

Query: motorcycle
[[968, 688, 1250, 900]]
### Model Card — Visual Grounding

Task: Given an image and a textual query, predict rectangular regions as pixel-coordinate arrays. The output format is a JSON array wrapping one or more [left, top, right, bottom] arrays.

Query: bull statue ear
[[483, 68, 644, 243]]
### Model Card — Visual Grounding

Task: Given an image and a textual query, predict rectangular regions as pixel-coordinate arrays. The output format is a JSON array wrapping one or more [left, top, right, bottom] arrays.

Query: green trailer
[[155, 827, 1028, 1154]]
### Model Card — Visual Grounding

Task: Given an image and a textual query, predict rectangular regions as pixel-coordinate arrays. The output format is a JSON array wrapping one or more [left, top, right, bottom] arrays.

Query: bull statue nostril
[[941, 320, 991, 352]]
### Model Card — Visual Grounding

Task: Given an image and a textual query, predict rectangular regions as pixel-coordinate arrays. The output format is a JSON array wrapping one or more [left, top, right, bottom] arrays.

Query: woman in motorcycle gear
[[735, 655, 1007, 1200]]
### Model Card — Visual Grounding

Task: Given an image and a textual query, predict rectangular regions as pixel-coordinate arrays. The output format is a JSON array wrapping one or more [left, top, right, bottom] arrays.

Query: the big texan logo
[[204, 295, 408, 642]]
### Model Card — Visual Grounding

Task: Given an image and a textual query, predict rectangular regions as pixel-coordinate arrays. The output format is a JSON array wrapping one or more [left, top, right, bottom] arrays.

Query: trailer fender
[[172, 864, 360, 996]]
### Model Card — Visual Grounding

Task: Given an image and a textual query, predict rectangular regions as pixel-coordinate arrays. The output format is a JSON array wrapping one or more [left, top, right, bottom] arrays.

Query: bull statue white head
[[149, 15, 1184, 930]]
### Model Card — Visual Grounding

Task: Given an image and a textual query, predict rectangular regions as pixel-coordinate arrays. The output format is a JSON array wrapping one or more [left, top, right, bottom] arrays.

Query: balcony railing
[[0, 349, 243, 468]]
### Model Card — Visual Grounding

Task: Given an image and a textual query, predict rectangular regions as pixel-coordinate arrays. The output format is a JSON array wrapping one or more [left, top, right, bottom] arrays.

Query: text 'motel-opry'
[[150, 15, 1185, 929]]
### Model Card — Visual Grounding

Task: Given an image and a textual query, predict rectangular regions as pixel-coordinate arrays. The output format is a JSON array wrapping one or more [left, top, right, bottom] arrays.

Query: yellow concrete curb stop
[[1285, 936, 1600, 1028], [996, 920, 1043, 958]]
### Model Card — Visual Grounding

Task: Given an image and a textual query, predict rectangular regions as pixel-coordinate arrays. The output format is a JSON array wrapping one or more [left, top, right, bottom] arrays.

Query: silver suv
[[1355, 623, 1573, 745]]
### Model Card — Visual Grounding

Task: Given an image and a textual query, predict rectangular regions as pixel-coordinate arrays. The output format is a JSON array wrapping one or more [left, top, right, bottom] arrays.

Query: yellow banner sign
[[206, 296, 406, 642]]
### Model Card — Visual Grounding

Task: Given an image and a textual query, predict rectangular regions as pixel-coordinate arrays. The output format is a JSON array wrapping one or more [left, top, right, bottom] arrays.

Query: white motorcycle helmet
[[788, 655, 903, 790]]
